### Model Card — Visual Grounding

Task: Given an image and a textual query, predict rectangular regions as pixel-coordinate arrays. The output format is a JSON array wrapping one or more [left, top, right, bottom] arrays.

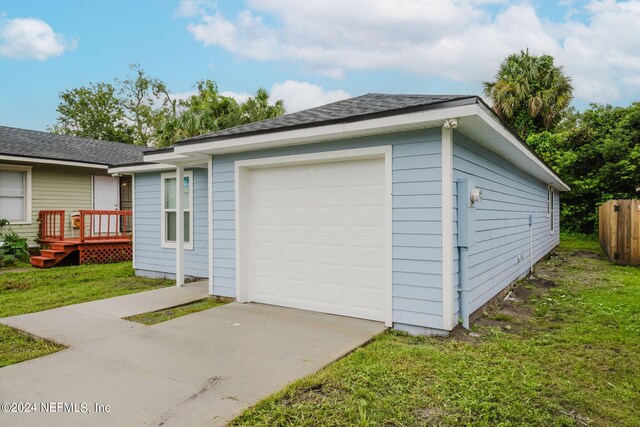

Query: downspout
[[458, 245, 470, 329], [529, 214, 533, 274]]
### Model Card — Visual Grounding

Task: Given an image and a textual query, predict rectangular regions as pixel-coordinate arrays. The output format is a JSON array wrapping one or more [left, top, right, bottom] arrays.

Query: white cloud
[[0, 16, 76, 60], [180, 0, 640, 104], [220, 90, 251, 103], [270, 80, 350, 112]]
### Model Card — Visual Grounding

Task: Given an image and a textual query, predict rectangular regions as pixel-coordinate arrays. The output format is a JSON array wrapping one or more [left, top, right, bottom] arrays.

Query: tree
[[51, 65, 175, 146], [49, 82, 134, 143], [527, 102, 640, 233], [117, 64, 176, 146], [484, 50, 573, 139], [155, 82, 285, 147]]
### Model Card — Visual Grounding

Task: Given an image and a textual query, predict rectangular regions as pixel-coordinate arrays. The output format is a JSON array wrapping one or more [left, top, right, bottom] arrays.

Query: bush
[[0, 219, 30, 267]]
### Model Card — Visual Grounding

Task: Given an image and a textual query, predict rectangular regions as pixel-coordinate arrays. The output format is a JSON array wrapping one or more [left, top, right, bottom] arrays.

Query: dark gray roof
[[178, 93, 476, 145], [0, 126, 151, 166]]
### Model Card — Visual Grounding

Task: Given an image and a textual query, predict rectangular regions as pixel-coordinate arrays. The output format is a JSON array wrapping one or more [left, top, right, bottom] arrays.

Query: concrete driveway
[[0, 283, 385, 426]]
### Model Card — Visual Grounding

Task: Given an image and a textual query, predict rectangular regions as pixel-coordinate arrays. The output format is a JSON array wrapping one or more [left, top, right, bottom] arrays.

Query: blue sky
[[1, 0, 639, 131]]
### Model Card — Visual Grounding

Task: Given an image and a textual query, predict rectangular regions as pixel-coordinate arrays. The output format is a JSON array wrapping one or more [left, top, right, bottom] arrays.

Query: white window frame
[[0, 164, 32, 224], [160, 170, 194, 250]]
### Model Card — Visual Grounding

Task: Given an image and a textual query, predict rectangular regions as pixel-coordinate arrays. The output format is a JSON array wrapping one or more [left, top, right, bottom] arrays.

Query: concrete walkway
[[0, 282, 385, 426]]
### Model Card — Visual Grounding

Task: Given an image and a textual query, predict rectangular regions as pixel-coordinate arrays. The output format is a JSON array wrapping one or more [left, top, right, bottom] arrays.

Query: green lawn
[[0, 262, 173, 367], [124, 296, 230, 325], [231, 234, 640, 427]]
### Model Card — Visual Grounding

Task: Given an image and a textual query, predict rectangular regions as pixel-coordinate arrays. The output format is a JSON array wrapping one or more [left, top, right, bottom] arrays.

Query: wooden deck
[[31, 210, 133, 268]]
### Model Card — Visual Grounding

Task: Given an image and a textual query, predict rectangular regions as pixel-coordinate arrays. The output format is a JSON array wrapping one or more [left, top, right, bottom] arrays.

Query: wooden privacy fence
[[599, 199, 640, 266]]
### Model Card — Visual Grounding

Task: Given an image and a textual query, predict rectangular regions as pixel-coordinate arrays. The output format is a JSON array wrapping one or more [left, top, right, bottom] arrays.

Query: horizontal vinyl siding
[[212, 128, 445, 328], [3, 163, 100, 245], [452, 131, 560, 317], [134, 169, 209, 278]]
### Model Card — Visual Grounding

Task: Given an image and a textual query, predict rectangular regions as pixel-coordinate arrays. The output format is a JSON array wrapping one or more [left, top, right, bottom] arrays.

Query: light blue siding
[[452, 131, 560, 317], [212, 129, 445, 327], [133, 169, 209, 278]]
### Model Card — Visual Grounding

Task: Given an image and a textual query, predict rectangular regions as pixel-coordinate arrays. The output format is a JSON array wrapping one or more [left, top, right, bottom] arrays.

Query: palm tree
[[483, 50, 573, 139]]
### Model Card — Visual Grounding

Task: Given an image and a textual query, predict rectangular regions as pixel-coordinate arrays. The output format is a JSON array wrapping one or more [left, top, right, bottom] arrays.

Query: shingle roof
[[0, 126, 151, 166], [178, 93, 477, 145]]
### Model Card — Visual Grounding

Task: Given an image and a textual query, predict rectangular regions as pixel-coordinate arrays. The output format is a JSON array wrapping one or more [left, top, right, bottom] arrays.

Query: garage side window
[[161, 171, 193, 249], [0, 165, 32, 224]]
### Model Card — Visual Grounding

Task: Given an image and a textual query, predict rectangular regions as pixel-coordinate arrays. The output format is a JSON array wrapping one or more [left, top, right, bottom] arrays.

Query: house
[[109, 94, 569, 335], [0, 126, 150, 265]]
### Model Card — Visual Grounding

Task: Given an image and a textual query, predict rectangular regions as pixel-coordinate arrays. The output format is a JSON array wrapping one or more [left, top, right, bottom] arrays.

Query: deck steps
[[30, 244, 78, 268]]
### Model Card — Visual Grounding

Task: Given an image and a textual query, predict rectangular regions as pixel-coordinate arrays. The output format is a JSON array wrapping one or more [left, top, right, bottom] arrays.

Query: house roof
[[0, 126, 151, 167], [111, 93, 568, 191], [178, 93, 476, 145]]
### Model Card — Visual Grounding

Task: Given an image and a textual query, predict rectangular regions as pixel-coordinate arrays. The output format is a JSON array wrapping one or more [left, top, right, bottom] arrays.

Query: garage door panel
[[245, 157, 387, 322]]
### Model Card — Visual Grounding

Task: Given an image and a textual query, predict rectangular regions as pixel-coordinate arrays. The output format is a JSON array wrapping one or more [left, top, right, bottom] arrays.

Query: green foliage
[[0, 220, 30, 268], [484, 50, 573, 139], [49, 82, 135, 143], [124, 296, 229, 325], [50, 66, 285, 147], [528, 102, 640, 233], [155, 81, 285, 147]]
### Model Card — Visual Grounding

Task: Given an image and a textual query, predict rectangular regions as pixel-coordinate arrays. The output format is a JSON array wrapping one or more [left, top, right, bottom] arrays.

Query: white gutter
[[0, 154, 108, 169]]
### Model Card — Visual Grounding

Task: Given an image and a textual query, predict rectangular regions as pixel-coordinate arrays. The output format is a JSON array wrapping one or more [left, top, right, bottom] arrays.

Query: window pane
[[184, 212, 190, 242], [164, 178, 176, 209], [183, 176, 190, 210], [0, 171, 24, 197], [0, 197, 24, 221], [165, 211, 191, 243], [166, 211, 176, 241]]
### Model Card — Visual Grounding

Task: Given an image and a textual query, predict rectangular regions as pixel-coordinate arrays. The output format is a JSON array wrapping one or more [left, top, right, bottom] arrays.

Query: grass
[[0, 262, 173, 367], [0, 325, 64, 367], [124, 297, 230, 325], [0, 262, 172, 318], [231, 233, 640, 427]]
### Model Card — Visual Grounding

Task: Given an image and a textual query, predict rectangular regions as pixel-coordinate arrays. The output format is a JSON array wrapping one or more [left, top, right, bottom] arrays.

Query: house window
[[0, 165, 32, 224], [161, 171, 193, 249]]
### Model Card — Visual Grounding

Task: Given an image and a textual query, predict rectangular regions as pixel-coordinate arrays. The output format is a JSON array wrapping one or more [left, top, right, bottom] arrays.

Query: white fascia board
[[0, 154, 108, 169], [108, 163, 176, 174], [143, 151, 194, 163], [473, 106, 570, 192], [174, 104, 478, 156]]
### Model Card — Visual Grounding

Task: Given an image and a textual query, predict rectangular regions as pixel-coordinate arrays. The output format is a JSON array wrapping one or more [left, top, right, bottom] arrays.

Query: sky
[[1, 0, 639, 131]]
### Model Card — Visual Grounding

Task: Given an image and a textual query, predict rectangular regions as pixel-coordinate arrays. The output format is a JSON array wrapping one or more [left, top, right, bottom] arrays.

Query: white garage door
[[245, 156, 387, 321]]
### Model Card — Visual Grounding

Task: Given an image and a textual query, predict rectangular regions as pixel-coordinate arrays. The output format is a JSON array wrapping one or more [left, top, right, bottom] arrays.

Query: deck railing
[[38, 210, 132, 242], [39, 210, 65, 241], [79, 210, 133, 242]]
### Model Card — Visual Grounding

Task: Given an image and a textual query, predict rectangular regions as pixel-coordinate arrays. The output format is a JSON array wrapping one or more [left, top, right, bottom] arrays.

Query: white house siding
[[211, 128, 446, 330], [134, 168, 209, 279], [452, 131, 560, 319]]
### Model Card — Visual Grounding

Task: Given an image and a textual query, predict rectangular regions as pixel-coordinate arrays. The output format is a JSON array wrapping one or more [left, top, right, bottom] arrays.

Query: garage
[[236, 148, 391, 323]]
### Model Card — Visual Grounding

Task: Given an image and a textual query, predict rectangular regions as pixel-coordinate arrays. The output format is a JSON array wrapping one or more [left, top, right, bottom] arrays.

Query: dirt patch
[[571, 250, 601, 259], [413, 407, 446, 423]]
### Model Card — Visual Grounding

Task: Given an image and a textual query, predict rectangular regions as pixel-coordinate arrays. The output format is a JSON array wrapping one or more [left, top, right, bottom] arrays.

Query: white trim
[[176, 166, 185, 287], [132, 174, 137, 269], [144, 152, 194, 163], [180, 105, 477, 157], [0, 164, 33, 224], [108, 163, 176, 174], [160, 170, 194, 250], [235, 146, 393, 327], [207, 155, 214, 295], [0, 155, 108, 169], [441, 127, 455, 330]]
